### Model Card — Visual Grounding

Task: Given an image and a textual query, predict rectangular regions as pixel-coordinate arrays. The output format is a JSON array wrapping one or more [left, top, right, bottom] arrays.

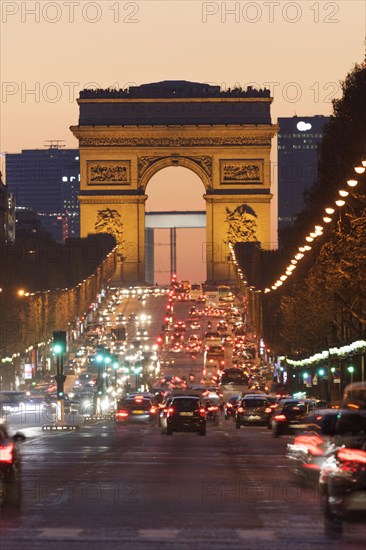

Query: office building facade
[[277, 115, 330, 230], [6, 148, 80, 242]]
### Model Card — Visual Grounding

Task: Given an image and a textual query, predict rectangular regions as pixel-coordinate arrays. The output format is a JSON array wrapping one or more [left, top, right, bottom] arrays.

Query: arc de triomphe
[[70, 80, 277, 284]]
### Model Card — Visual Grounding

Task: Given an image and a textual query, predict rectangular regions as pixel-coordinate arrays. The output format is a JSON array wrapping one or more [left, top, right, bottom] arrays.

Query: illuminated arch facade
[[70, 81, 277, 283]]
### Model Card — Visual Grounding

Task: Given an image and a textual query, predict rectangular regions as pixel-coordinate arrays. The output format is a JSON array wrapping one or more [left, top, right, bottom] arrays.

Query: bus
[[218, 285, 234, 304]]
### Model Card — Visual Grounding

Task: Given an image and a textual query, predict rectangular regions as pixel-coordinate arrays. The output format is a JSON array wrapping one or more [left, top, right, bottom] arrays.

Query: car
[[0, 391, 27, 415], [0, 423, 26, 507], [235, 395, 271, 428], [164, 396, 206, 436], [158, 397, 174, 433], [286, 408, 340, 484], [173, 321, 186, 332], [74, 372, 96, 388], [203, 331, 222, 347], [70, 389, 97, 416], [115, 397, 157, 424], [271, 399, 320, 437], [342, 381, 366, 410], [171, 342, 183, 353], [319, 409, 366, 534], [224, 395, 241, 420], [203, 399, 221, 425]]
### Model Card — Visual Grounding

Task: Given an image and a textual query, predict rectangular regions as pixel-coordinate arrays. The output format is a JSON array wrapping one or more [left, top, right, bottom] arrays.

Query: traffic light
[[52, 331, 67, 355], [55, 373, 67, 399], [94, 346, 109, 364]]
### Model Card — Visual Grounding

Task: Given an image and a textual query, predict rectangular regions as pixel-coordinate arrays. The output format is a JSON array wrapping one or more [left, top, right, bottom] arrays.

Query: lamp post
[[318, 368, 326, 401], [347, 365, 355, 385]]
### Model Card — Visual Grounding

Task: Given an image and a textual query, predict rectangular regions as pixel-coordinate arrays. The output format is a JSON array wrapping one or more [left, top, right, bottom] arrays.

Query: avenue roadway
[[1, 293, 365, 550]]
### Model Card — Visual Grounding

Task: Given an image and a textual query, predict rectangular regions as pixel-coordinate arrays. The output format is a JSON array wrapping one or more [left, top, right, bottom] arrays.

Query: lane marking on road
[[237, 529, 276, 540], [38, 528, 82, 539], [138, 529, 180, 539]]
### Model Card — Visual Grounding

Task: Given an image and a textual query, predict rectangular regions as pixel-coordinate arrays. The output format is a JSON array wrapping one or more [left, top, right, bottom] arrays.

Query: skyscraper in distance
[[277, 115, 330, 231], [5, 146, 80, 242]]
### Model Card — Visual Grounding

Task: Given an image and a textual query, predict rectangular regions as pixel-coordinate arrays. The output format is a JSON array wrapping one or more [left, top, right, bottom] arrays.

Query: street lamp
[[347, 365, 355, 385]]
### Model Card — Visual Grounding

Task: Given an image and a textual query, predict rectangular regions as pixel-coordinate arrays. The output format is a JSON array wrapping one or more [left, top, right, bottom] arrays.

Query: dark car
[[0, 423, 26, 507], [319, 409, 366, 533], [271, 399, 319, 437], [286, 408, 340, 483], [224, 395, 241, 420], [164, 396, 206, 436], [235, 395, 271, 428], [157, 396, 173, 430], [203, 399, 221, 425], [115, 397, 157, 424]]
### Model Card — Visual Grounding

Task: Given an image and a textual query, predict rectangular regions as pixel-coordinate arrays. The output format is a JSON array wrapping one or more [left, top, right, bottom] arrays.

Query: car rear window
[[172, 398, 200, 411], [243, 399, 268, 407], [283, 403, 307, 413], [118, 400, 151, 411]]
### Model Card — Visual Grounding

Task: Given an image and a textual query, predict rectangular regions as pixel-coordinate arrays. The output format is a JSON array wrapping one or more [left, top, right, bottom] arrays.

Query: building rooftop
[[79, 80, 271, 99]]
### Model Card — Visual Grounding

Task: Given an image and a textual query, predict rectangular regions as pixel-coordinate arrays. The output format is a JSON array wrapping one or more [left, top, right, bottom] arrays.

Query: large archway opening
[[145, 166, 206, 285]]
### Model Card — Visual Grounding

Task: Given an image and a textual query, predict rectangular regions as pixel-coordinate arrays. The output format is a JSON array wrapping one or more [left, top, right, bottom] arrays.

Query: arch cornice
[[138, 155, 212, 191]]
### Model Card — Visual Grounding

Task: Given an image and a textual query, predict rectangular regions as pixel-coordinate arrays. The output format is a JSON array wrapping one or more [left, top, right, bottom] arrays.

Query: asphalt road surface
[[1, 293, 365, 549]]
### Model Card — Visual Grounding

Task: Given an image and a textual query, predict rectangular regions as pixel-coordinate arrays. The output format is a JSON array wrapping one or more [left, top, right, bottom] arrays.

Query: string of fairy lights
[[228, 157, 366, 294]]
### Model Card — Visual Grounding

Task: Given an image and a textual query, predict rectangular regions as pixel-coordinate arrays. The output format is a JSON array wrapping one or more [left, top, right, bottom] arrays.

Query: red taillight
[[150, 407, 157, 414], [167, 407, 174, 416], [294, 434, 324, 456], [0, 443, 14, 463], [226, 403, 233, 408], [208, 406, 218, 411], [237, 407, 244, 413], [338, 448, 366, 464], [116, 410, 128, 417], [264, 407, 272, 413], [273, 414, 286, 422], [199, 407, 206, 417]]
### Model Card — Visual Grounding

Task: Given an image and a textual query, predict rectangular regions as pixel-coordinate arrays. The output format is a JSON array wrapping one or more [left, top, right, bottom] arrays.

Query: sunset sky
[[1, 1, 365, 282]]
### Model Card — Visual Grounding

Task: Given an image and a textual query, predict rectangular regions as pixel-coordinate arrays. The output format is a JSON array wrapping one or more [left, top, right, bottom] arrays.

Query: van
[[190, 283, 203, 301]]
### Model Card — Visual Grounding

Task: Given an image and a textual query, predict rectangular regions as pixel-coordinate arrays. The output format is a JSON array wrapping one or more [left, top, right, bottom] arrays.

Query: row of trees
[[264, 63, 366, 357], [0, 232, 116, 293], [0, 233, 117, 357]]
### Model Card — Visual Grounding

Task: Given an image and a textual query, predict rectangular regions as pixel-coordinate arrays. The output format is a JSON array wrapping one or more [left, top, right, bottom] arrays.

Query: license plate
[[132, 410, 145, 414], [180, 412, 193, 416], [248, 415, 261, 420]]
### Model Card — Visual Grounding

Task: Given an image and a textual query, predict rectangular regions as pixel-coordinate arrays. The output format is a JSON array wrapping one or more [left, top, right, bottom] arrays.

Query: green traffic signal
[[53, 343, 63, 355], [52, 331, 67, 354]]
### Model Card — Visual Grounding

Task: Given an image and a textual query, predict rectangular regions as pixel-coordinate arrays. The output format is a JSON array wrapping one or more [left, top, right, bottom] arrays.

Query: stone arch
[[138, 156, 212, 191]]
